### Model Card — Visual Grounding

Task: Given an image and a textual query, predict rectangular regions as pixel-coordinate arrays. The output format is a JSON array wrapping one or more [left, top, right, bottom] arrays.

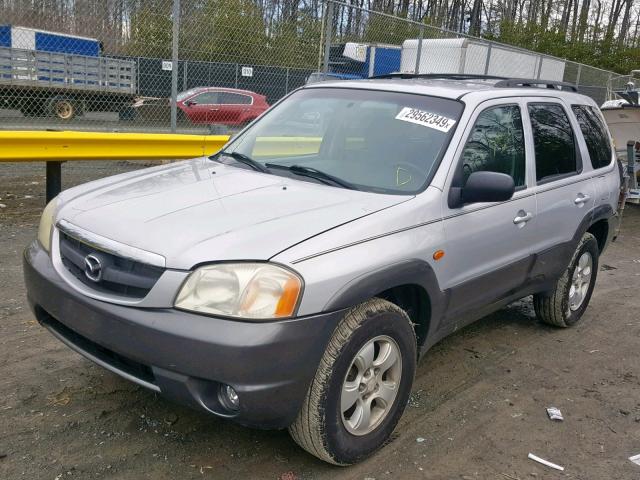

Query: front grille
[[59, 231, 164, 299], [37, 308, 156, 386]]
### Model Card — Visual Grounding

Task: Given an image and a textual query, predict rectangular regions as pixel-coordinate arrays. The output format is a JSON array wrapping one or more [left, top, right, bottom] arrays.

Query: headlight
[[175, 263, 302, 320], [37, 197, 58, 253]]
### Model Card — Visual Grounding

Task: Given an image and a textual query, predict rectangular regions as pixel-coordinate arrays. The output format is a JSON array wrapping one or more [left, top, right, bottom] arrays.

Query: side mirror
[[460, 171, 515, 205], [184, 100, 196, 107]]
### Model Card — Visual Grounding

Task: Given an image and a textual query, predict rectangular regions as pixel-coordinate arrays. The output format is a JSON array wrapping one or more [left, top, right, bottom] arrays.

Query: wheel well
[[376, 284, 430, 347], [587, 219, 608, 253]]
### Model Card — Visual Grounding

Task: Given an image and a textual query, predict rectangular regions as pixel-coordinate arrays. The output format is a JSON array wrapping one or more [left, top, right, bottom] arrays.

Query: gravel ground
[[1, 161, 640, 480]]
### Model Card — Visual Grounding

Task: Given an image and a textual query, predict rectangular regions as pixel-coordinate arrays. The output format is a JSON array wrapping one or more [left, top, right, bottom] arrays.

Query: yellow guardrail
[[0, 130, 231, 201], [0, 131, 365, 202], [0, 131, 231, 162]]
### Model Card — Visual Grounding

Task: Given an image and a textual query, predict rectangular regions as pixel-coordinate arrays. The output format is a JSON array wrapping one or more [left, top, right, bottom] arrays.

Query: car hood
[[57, 158, 409, 269]]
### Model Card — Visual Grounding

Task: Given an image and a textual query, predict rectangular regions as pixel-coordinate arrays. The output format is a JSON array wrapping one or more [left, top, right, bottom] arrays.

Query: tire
[[289, 298, 417, 465], [533, 232, 599, 328], [49, 97, 76, 120]]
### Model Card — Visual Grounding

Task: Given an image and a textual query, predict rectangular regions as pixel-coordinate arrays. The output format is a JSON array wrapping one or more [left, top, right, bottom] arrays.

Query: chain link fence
[[320, 0, 620, 105], [0, 0, 627, 135]]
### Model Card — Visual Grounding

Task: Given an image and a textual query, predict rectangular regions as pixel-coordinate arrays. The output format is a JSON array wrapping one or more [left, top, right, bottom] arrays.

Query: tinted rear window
[[571, 105, 612, 169], [528, 103, 578, 182]]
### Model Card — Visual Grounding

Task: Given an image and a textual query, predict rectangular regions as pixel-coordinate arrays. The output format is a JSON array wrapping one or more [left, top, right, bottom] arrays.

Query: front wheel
[[289, 298, 416, 465], [533, 232, 599, 327]]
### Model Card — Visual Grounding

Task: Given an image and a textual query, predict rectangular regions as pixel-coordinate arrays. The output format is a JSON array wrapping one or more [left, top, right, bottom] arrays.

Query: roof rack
[[369, 74, 580, 93], [494, 79, 578, 92], [370, 73, 508, 81]]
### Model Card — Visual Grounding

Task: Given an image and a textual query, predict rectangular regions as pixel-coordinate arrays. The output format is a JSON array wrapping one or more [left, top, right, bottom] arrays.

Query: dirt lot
[[1, 161, 640, 480]]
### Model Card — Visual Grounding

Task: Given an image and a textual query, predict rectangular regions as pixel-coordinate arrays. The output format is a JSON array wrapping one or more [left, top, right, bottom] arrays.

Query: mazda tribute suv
[[24, 75, 620, 465]]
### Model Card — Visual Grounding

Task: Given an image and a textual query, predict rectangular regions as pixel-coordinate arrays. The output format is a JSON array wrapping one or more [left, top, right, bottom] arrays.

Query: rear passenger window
[[528, 103, 578, 182], [571, 105, 612, 169], [460, 104, 526, 187]]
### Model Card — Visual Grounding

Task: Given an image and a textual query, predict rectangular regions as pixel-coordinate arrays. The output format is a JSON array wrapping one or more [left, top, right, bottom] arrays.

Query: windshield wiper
[[214, 151, 270, 173], [265, 163, 359, 190]]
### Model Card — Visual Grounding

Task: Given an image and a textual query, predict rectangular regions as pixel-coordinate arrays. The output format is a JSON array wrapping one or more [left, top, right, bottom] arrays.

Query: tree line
[[1, 0, 638, 74]]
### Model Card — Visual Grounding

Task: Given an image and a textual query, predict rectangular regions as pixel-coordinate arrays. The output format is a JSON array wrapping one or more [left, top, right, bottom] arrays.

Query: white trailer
[[400, 38, 565, 82]]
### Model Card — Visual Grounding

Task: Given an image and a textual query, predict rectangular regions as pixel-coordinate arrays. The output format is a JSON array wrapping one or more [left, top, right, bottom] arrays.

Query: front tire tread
[[289, 298, 414, 465]]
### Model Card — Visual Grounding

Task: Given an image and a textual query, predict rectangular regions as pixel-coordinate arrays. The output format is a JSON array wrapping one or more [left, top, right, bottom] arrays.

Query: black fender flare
[[572, 203, 613, 249], [323, 259, 449, 341], [531, 203, 614, 288]]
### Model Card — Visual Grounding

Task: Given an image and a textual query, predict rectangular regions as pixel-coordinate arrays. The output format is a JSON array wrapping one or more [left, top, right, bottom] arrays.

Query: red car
[[176, 87, 269, 126]]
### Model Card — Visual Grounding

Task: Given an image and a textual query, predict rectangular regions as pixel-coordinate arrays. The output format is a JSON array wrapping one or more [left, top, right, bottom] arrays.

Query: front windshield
[[222, 87, 463, 194]]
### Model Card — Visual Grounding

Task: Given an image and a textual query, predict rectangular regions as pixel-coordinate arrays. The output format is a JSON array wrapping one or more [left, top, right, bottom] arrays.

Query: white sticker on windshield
[[395, 107, 456, 132]]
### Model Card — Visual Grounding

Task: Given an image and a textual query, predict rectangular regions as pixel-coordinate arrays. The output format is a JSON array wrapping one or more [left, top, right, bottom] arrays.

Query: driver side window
[[460, 104, 526, 188]]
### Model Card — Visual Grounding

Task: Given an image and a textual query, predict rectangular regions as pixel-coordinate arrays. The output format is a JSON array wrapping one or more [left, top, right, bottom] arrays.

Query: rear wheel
[[49, 98, 77, 120], [533, 232, 599, 327], [289, 298, 416, 465]]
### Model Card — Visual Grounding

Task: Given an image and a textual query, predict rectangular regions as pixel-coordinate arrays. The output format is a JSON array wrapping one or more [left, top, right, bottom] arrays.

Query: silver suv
[[24, 75, 620, 465]]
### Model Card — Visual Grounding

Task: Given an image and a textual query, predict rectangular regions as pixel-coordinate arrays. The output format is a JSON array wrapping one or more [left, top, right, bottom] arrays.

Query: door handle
[[513, 211, 533, 225], [209, 108, 219, 111], [574, 194, 590, 205]]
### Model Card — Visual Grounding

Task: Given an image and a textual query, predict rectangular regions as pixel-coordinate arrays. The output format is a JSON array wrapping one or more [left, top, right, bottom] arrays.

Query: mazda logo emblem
[[84, 254, 103, 282]]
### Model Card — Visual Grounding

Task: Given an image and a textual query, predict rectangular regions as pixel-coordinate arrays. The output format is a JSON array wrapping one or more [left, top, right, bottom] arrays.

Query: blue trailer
[[0, 25, 136, 120], [0, 25, 101, 56], [328, 42, 401, 79]]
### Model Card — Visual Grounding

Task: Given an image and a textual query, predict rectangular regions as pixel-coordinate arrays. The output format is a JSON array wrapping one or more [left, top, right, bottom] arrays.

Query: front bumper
[[23, 240, 344, 429]]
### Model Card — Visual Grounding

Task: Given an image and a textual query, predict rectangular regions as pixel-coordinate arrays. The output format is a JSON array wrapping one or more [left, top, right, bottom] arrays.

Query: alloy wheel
[[341, 335, 402, 436]]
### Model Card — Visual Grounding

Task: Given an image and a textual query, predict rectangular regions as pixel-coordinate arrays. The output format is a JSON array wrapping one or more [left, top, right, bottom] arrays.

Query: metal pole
[[575, 63, 582, 87], [483, 42, 492, 75], [285, 67, 290, 93], [536, 55, 542, 79], [414, 25, 424, 74], [317, 2, 326, 72], [170, 0, 180, 133], [628, 141, 638, 192], [368, 47, 377, 77], [46, 161, 62, 202], [322, 1, 334, 77], [235, 64, 239, 88], [183, 59, 188, 91]]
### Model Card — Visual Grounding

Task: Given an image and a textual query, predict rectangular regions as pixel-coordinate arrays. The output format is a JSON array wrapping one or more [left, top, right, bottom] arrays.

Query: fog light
[[220, 384, 240, 411]]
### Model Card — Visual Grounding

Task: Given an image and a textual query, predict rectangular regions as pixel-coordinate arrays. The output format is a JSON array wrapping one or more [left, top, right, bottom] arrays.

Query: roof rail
[[494, 79, 578, 92], [370, 73, 508, 81]]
